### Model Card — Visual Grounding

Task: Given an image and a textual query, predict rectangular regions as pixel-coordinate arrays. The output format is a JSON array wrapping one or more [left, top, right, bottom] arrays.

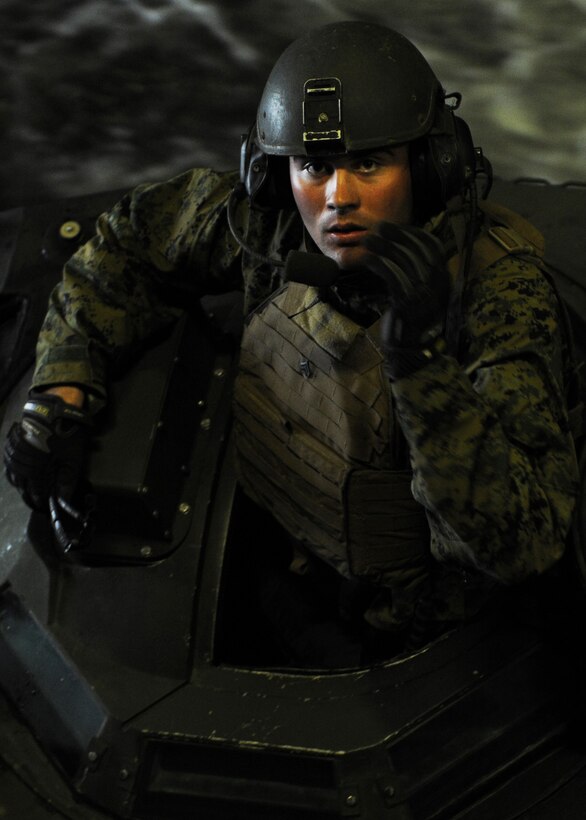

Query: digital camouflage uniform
[[32, 166, 580, 635]]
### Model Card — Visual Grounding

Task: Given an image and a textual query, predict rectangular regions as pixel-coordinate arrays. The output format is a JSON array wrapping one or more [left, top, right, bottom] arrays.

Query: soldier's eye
[[304, 161, 330, 176]]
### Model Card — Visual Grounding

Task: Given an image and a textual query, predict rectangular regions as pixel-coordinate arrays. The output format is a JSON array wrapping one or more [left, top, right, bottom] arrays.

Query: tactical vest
[[233, 201, 549, 583], [233, 282, 430, 582]]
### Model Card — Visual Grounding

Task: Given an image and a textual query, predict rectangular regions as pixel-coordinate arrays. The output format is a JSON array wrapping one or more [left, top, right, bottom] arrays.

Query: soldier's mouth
[[327, 223, 367, 243]]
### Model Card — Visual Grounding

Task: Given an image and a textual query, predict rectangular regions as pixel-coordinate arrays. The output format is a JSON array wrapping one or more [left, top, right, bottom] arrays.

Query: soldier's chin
[[329, 245, 370, 271]]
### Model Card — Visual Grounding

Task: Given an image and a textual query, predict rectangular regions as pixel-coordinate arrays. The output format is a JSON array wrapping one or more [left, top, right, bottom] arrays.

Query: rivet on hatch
[[59, 220, 82, 240]]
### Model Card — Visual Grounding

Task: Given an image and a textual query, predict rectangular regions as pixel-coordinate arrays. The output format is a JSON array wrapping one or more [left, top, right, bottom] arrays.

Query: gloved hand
[[4, 392, 94, 556], [362, 222, 450, 379]]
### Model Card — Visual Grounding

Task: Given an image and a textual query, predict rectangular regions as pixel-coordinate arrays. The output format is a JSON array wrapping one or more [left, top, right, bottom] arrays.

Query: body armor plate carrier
[[233, 281, 430, 588]]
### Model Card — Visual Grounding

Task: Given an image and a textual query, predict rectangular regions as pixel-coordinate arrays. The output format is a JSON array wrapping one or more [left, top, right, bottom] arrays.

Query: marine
[[4, 22, 579, 660]]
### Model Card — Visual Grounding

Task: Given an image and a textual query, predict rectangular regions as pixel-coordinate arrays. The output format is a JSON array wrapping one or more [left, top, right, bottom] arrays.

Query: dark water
[[2, 0, 585, 209]]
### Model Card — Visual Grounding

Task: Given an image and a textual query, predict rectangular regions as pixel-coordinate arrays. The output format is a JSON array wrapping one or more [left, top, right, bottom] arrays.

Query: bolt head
[[59, 220, 82, 240]]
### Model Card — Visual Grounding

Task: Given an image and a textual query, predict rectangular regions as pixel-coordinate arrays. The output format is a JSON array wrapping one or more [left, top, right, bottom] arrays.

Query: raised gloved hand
[[362, 222, 450, 379], [4, 392, 94, 556]]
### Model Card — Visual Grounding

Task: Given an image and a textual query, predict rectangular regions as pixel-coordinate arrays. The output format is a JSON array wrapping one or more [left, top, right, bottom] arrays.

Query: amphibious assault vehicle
[[0, 178, 585, 819]]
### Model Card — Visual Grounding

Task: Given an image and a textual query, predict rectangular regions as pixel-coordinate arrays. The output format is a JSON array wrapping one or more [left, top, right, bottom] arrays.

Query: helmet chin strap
[[227, 182, 340, 287]]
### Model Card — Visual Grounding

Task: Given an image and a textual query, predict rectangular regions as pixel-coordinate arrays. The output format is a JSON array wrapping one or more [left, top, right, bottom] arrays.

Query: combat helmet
[[239, 21, 486, 223]]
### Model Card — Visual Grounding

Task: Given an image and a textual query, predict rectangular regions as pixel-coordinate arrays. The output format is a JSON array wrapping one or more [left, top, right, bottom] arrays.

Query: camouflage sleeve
[[390, 254, 580, 583], [32, 167, 242, 406]]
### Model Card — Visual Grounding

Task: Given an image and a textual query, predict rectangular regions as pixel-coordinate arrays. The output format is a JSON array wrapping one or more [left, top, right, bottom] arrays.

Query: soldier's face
[[289, 145, 413, 269]]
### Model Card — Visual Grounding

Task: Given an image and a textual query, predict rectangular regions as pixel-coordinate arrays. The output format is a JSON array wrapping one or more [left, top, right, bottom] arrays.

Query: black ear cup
[[240, 125, 269, 201], [427, 107, 477, 203], [409, 137, 445, 225], [240, 124, 295, 211], [410, 107, 480, 223]]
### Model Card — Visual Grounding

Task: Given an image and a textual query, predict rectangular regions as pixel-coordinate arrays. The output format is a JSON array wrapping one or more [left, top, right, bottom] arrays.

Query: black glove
[[362, 222, 450, 379], [4, 392, 94, 556]]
